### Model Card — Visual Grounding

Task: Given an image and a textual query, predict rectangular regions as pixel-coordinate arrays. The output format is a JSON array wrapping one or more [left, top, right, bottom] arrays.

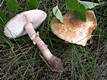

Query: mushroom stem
[[24, 22, 64, 72]]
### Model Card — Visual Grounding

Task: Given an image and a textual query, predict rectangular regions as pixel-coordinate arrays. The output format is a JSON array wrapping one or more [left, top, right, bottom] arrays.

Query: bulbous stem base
[[47, 56, 64, 73]]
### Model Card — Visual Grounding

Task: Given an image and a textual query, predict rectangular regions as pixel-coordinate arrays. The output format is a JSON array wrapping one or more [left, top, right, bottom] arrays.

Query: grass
[[0, 0, 107, 80]]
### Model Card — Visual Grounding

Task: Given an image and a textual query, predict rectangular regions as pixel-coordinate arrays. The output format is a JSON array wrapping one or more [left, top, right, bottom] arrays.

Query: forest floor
[[0, 0, 107, 80]]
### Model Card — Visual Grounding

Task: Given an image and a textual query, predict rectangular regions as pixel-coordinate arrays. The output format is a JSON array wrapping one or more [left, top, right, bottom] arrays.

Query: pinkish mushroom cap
[[4, 9, 47, 38]]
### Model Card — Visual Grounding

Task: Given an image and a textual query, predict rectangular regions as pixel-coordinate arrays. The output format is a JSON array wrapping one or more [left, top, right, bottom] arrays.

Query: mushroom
[[51, 10, 97, 46], [4, 9, 64, 72]]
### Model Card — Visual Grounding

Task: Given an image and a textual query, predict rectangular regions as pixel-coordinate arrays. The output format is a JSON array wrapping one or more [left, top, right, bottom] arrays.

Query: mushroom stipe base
[[48, 56, 64, 72], [41, 55, 64, 73]]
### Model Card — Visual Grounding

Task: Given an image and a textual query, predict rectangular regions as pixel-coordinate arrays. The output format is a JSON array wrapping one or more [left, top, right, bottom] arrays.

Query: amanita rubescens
[[51, 10, 97, 46], [4, 9, 64, 72]]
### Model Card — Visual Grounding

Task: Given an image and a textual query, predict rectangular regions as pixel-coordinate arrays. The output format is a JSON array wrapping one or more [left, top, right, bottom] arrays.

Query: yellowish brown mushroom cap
[[51, 10, 97, 46]]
